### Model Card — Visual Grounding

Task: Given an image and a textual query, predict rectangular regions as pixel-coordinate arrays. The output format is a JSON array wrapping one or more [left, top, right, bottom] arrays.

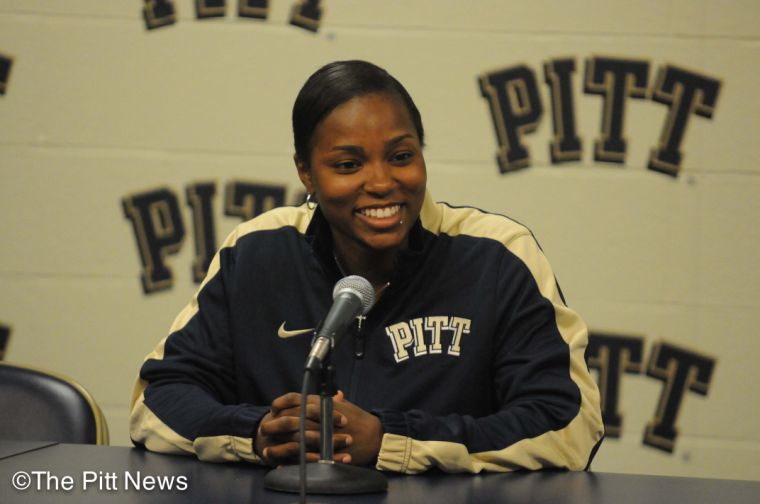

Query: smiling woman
[[129, 60, 604, 475], [296, 92, 427, 296], [292, 61, 428, 299]]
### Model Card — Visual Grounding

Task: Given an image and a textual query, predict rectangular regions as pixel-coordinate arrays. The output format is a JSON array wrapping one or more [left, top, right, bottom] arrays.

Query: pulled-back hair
[[292, 60, 425, 165]]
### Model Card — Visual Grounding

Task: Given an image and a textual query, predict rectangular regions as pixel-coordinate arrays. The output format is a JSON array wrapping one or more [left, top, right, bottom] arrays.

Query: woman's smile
[[355, 203, 403, 227]]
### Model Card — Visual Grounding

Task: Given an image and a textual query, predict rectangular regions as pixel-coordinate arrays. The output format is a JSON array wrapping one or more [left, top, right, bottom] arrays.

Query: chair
[[0, 362, 109, 444]]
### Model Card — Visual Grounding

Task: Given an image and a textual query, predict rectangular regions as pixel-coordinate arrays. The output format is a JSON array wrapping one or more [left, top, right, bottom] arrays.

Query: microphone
[[305, 275, 375, 371]]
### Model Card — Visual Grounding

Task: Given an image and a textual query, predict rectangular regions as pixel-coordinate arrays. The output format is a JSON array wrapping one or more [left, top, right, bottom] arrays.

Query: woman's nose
[[364, 161, 394, 195]]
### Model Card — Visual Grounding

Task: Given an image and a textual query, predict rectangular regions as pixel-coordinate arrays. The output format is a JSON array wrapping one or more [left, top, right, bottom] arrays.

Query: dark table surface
[[0, 441, 758, 503], [0, 441, 57, 461]]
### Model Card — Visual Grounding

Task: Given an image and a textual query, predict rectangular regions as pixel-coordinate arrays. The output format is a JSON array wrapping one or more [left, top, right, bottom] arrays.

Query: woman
[[130, 60, 604, 473]]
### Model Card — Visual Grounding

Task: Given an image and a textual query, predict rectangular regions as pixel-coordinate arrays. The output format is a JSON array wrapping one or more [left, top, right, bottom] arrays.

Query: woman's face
[[297, 93, 427, 256]]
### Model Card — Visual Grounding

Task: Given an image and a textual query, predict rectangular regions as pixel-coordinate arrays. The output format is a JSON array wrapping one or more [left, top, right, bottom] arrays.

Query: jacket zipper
[[348, 316, 365, 400], [354, 316, 366, 358]]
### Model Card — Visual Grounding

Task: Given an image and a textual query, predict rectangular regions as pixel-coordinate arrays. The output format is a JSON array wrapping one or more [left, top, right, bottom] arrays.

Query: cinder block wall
[[1, 1, 758, 480]]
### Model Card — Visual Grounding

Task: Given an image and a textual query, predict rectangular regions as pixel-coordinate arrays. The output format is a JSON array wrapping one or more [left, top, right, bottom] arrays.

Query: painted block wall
[[0, 1, 758, 481]]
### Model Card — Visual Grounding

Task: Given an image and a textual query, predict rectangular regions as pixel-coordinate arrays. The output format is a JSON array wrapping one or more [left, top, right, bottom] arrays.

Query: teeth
[[360, 205, 400, 219]]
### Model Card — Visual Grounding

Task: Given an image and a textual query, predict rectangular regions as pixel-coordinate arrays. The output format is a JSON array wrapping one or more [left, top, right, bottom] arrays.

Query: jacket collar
[[305, 198, 433, 285]]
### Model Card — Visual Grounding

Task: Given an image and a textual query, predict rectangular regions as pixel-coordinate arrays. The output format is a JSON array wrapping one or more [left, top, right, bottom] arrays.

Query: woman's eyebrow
[[330, 134, 414, 154], [330, 145, 364, 155], [385, 134, 413, 148]]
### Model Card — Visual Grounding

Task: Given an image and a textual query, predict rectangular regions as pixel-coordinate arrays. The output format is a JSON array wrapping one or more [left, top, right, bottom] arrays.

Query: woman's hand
[[253, 391, 384, 467], [254, 392, 352, 466], [332, 391, 384, 466]]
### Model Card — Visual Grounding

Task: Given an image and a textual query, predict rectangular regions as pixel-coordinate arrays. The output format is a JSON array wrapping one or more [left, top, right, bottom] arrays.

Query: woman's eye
[[391, 151, 413, 164], [335, 160, 360, 170]]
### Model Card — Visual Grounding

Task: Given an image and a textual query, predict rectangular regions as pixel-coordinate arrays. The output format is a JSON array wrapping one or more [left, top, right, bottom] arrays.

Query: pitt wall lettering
[[586, 332, 716, 453], [122, 180, 299, 294], [480, 56, 722, 177], [142, 0, 323, 32], [0, 53, 12, 95]]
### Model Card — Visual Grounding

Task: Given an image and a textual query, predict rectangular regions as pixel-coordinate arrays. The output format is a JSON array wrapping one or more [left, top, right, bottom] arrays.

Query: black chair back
[[0, 362, 108, 444]]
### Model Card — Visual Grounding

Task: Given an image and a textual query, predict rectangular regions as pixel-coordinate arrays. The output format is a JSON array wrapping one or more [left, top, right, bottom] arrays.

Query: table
[[0, 441, 57, 461], [1, 442, 758, 503]]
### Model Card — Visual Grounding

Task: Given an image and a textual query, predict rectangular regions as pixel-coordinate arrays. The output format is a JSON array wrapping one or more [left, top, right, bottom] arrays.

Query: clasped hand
[[254, 391, 382, 467]]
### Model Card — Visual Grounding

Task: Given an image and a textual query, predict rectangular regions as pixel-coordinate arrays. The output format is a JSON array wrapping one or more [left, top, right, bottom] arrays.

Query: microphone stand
[[263, 353, 388, 495]]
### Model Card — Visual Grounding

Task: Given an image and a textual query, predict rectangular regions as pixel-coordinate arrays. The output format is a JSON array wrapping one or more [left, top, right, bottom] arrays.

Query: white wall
[[1, 0, 758, 481]]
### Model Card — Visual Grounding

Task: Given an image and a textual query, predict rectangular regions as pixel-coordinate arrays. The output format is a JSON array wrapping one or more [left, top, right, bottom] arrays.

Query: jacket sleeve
[[372, 233, 604, 474], [129, 227, 269, 463]]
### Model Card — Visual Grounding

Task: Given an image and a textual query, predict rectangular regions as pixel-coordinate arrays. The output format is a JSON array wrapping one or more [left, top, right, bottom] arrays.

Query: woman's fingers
[[258, 416, 320, 437], [262, 434, 353, 465], [272, 403, 347, 427]]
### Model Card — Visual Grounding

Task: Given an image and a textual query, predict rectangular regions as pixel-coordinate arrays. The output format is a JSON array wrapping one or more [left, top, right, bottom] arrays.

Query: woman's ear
[[294, 155, 313, 194]]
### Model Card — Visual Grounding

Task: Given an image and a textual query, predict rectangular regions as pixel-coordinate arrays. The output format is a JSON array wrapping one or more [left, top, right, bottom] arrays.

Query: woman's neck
[[332, 242, 398, 293]]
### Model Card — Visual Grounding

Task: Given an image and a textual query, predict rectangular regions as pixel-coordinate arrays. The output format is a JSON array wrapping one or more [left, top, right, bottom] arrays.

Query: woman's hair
[[292, 60, 425, 165]]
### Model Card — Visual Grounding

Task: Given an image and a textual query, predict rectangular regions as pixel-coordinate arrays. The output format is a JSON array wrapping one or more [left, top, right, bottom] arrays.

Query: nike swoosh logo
[[277, 322, 314, 339]]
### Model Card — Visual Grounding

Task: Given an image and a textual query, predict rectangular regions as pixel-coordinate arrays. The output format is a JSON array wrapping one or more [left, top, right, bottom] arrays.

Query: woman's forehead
[[312, 94, 417, 147]]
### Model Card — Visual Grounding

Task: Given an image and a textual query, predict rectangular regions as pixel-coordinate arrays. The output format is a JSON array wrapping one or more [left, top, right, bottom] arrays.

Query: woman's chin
[[358, 232, 407, 253]]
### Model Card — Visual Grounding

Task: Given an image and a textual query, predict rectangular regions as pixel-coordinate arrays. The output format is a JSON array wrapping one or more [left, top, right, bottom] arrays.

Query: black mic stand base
[[264, 461, 388, 495]]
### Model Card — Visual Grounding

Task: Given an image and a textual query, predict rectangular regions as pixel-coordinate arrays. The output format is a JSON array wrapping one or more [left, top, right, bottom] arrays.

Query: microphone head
[[333, 275, 375, 315]]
